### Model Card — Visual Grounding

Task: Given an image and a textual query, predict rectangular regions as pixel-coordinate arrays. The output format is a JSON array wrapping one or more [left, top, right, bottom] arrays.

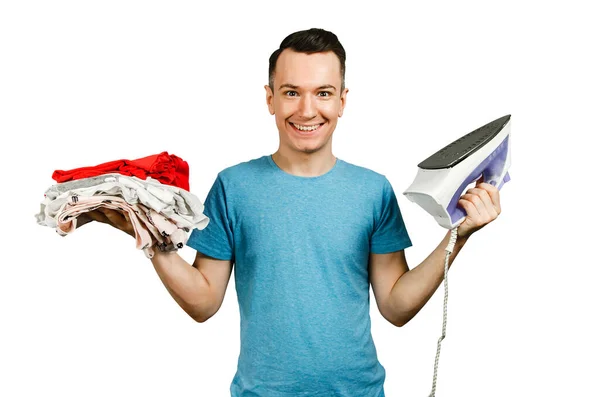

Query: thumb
[[476, 173, 485, 185]]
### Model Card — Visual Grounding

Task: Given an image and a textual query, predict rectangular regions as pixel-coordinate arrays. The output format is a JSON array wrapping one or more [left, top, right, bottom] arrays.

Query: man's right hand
[[76, 208, 135, 238]]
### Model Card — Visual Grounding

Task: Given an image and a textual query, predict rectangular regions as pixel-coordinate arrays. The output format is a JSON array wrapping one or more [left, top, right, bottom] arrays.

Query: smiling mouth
[[289, 122, 324, 135]]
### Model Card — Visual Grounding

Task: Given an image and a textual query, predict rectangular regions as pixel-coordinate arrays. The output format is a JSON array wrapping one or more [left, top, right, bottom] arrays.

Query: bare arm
[[151, 250, 233, 322], [370, 180, 501, 327], [369, 231, 469, 327], [79, 208, 233, 322]]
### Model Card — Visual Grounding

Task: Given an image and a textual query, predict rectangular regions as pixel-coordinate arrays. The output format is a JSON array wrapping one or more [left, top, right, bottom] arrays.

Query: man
[[81, 28, 501, 397]]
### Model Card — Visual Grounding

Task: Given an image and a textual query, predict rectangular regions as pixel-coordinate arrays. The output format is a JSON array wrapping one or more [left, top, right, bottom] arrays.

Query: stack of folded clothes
[[35, 152, 209, 259]]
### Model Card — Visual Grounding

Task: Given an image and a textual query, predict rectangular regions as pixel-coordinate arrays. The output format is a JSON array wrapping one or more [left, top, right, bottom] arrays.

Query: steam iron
[[403, 115, 511, 229], [402, 115, 512, 396]]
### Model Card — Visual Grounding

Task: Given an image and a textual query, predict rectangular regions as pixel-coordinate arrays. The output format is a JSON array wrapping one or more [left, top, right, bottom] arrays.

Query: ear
[[338, 87, 349, 117], [264, 85, 275, 115]]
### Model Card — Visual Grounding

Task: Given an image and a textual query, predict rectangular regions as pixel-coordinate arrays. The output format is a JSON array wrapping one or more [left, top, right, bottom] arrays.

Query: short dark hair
[[268, 28, 346, 92]]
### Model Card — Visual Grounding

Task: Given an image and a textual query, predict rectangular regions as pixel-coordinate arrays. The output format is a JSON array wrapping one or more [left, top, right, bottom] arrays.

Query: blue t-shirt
[[187, 154, 412, 397]]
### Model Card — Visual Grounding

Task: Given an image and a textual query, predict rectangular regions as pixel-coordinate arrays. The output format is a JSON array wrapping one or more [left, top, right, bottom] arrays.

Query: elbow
[[386, 303, 418, 327], [390, 314, 412, 327], [192, 309, 215, 323], [189, 305, 214, 323], [187, 296, 217, 323], [383, 308, 408, 327], [385, 314, 405, 327], [192, 311, 206, 323], [192, 312, 212, 323]]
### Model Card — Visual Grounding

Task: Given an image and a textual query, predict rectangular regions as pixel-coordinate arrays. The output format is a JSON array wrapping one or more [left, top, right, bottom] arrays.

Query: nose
[[298, 94, 317, 119]]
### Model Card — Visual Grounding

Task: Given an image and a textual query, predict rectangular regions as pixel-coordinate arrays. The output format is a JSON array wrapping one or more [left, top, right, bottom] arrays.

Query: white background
[[1, 1, 598, 396]]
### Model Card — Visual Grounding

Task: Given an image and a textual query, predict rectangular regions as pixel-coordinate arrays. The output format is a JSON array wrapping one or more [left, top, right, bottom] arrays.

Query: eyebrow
[[278, 83, 337, 92]]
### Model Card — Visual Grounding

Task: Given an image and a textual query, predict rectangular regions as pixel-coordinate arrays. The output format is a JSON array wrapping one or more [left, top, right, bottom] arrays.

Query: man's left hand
[[457, 175, 502, 239]]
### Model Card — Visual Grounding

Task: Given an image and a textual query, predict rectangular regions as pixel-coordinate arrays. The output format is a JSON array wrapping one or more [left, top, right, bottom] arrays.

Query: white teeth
[[293, 123, 320, 131]]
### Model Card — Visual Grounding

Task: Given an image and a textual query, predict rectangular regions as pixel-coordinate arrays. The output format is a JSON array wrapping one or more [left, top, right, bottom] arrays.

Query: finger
[[465, 188, 497, 218], [75, 213, 93, 229], [458, 198, 480, 220], [475, 183, 501, 214], [99, 207, 135, 236], [461, 193, 485, 218], [120, 211, 136, 237], [87, 209, 110, 224], [98, 207, 128, 227]]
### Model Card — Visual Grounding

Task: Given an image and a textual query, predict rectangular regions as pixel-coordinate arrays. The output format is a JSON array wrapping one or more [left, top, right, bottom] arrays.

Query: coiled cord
[[429, 226, 458, 397]]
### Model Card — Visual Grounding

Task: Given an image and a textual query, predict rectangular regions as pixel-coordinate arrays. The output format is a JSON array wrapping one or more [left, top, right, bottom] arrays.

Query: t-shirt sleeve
[[370, 177, 412, 254], [186, 173, 235, 261]]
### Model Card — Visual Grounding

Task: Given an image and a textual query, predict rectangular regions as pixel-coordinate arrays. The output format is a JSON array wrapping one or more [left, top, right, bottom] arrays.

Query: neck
[[271, 149, 337, 177]]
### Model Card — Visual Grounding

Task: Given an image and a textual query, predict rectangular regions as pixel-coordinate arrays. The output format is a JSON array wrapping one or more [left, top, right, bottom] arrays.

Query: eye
[[284, 91, 298, 97], [318, 91, 332, 97]]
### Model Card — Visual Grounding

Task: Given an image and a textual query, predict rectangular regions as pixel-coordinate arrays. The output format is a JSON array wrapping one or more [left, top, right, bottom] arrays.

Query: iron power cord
[[428, 226, 458, 397]]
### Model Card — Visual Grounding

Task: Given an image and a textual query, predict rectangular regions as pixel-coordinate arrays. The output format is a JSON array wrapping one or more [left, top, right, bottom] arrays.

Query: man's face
[[265, 49, 348, 156]]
